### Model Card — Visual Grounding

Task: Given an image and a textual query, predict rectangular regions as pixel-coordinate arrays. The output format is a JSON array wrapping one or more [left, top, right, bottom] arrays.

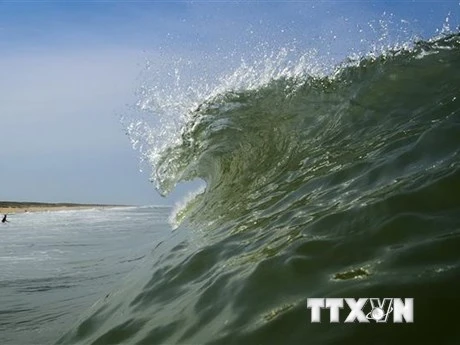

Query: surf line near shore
[[0, 201, 128, 215]]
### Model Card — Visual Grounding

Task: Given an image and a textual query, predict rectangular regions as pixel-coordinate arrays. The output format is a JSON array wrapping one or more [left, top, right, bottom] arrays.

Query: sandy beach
[[0, 201, 125, 215]]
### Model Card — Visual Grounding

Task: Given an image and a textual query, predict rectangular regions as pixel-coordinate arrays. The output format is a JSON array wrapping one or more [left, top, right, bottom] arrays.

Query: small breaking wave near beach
[[59, 28, 460, 344]]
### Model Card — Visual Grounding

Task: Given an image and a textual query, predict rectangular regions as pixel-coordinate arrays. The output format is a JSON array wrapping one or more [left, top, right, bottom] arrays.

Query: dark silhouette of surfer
[[2, 214, 8, 223]]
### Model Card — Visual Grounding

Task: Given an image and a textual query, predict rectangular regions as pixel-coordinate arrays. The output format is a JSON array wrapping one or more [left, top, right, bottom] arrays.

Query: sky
[[0, 1, 459, 206]]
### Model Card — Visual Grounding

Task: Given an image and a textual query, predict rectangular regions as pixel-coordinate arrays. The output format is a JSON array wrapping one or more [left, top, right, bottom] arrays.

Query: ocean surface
[[0, 207, 171, 345], [3, 33, 460, 345]]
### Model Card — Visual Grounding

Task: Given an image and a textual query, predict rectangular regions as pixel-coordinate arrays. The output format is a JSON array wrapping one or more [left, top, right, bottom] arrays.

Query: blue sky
[[0, 1, 459, 205]]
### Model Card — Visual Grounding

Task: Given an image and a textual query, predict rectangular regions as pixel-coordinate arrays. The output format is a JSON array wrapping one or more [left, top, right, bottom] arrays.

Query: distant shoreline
[[0, 201, 130, 214]]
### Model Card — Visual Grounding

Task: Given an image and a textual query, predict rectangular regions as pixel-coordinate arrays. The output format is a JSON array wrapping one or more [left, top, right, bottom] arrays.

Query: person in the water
[[2, 214, 8, 223]]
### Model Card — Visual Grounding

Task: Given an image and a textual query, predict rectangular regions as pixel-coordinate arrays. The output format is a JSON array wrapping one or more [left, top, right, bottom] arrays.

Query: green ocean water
[[58, 34, 460, 344]]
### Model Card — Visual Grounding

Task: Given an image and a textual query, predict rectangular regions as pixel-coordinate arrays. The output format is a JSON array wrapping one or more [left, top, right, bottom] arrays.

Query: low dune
[[0, 201, 126, 214]]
